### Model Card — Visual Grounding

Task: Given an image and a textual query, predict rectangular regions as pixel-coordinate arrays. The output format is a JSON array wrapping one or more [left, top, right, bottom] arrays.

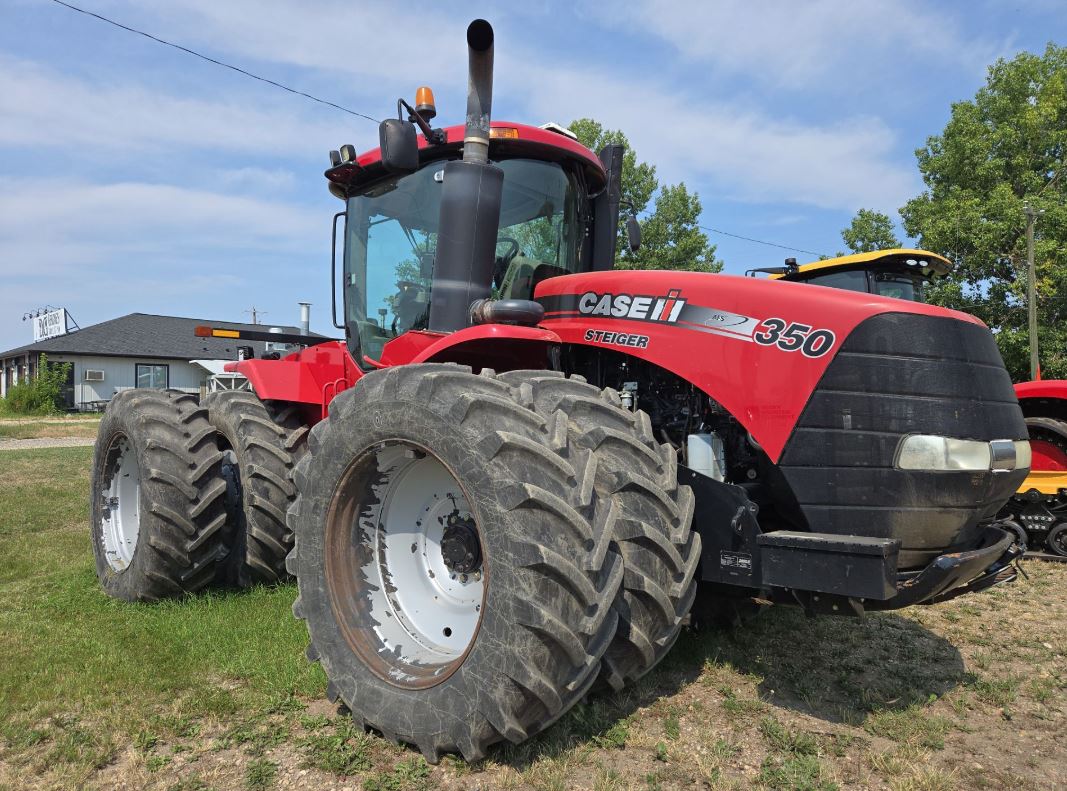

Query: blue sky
[[1, 0, 1063, 350]]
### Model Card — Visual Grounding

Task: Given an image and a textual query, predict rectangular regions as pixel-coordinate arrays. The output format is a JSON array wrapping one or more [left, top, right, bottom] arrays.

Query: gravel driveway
[[0, 437, 96, 451]]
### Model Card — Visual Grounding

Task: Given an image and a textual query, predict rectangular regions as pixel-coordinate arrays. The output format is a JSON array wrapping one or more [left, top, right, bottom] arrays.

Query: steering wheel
[[497, 237, 520, 262], [493, 237, 521, 289]]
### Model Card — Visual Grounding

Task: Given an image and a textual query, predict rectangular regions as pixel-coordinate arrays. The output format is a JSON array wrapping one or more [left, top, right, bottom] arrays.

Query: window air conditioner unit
[[85, 370, 105, 382]]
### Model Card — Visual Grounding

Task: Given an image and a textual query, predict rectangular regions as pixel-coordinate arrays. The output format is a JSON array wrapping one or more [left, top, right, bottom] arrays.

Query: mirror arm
[[398, 99, 446, 145]]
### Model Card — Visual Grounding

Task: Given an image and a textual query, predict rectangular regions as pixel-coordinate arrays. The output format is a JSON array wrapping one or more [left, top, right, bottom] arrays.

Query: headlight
[[895, 435, 1031, 472]]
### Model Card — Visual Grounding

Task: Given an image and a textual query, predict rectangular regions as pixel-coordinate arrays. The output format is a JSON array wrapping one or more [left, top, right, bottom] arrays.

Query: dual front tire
[[287, 365, 700, 760]]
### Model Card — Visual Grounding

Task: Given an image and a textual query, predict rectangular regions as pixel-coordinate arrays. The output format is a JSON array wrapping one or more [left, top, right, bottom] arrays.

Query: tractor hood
[[535, 269, 989, 461]]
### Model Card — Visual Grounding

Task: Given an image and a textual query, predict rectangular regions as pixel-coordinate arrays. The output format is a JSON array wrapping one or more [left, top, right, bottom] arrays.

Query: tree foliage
[[568, 118, 721, 272], [841, 208, 901, 253], [900, 43, 1067, 380], [624, 183, 722, 272]]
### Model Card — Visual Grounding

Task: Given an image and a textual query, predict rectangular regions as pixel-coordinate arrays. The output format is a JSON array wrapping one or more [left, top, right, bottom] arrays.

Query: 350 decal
[[753, 318, 836, 357]]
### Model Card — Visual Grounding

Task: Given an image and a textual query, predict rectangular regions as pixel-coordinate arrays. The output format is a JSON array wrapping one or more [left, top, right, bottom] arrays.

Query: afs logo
[[578, 289, 687, 323]]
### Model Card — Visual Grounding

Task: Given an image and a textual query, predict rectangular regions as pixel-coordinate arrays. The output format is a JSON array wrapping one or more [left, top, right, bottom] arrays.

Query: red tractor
[[90, 21, 1031, 762], [1002, 379, 1067, 557]]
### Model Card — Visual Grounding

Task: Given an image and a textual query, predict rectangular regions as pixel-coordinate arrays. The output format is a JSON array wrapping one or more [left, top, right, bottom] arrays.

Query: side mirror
[[379, 119, 418, 174], [625, 215, 642, 253]]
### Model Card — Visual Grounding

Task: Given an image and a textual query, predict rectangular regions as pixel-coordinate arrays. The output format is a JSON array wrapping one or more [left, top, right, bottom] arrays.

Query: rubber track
[[93, 389, 227, 601], [286, 364, 624, 762], [203, 390, 308, 584], [496, 370, 700, 691]]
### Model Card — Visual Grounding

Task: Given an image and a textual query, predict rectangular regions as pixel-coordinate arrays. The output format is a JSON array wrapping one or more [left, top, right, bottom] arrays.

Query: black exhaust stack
[[427, 19, 505, 333]]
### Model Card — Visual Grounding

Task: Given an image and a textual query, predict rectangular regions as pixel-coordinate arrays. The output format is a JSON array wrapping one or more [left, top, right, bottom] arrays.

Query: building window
[[136, 363, 169, 389]]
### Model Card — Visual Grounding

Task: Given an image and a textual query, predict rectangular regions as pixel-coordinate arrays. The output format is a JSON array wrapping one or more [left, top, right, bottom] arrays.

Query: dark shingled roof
[[0, 313, 327, 362]]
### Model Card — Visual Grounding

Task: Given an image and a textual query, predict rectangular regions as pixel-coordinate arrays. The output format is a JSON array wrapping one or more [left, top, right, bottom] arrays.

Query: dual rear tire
[[90, 389, 307, 601]]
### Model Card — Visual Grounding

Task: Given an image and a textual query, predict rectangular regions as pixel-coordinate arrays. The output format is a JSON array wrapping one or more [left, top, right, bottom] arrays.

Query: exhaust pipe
[[298, 302, 311, 335], [463, 19, 494, 166], [427, 19, 504, 334]]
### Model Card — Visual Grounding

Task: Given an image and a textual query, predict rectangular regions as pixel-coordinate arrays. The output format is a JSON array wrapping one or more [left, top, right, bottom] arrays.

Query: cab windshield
[[803, 268, 926, 303], [343, 158, 584, 362], [871, 272, 924, 302]]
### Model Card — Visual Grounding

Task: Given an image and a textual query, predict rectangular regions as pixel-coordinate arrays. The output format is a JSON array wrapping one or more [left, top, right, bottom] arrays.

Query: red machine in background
[[1003, 379, 1067, 557]]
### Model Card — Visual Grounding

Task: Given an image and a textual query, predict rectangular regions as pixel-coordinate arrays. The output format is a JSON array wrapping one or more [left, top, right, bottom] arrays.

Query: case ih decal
[[542, 289, 837, 354], [577, 289, 687, 322]]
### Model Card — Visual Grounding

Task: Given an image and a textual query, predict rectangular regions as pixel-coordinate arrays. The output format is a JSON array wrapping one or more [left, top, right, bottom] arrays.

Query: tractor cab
[[325, 118, 622, 366], [747, 249, 952, 303]]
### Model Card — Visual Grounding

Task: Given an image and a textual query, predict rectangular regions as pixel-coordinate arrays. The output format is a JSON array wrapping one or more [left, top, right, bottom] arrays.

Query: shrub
[[1, 354, 71, 415]]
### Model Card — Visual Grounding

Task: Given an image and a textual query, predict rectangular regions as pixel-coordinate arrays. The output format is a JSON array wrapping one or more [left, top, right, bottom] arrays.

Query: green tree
[[841, 208, 901, 253], [900, 43, 1067, 380], [568, 118, 721, 272], [624, 183, 722, 272]]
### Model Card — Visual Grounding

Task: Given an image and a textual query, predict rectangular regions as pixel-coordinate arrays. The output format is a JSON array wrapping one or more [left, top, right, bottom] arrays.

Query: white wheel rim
[[370, 445, 483, 665], [100, 436, 142, 571], [327, 441, 486, 686]]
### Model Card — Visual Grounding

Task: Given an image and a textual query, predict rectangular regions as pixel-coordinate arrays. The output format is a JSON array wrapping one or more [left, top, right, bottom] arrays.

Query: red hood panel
[[536, 271, 985, 461]]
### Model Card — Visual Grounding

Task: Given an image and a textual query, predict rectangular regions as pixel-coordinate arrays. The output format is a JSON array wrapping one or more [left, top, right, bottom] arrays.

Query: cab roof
[[772, 249, 953, 280], [325, 121, 606, 200]]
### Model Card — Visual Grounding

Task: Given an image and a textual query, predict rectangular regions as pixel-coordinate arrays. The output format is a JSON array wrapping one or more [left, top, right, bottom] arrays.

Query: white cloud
[[0, 177, 330, 350], [0, 54, 347, 156], [628, 0, 1000, 88], [512, 62, 919, 212], [119, 0, 469, 85], [0, 178, 321, 272]]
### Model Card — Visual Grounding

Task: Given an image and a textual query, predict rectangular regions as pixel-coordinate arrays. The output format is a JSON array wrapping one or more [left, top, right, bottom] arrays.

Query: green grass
[[0, 445, 1064, 791], [0, 448, 324, 743], [0, 416, 100, 439]]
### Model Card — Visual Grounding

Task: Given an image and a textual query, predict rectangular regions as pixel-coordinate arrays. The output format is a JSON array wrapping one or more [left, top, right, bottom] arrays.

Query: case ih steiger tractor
[[91, 21, 1033, 762], [754, 249, 1067, 559]]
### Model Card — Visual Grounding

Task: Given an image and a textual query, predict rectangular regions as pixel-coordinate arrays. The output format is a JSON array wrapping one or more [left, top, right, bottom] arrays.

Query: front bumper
[[754, 522, 1020, 612], [866, 523, 1020, 609]]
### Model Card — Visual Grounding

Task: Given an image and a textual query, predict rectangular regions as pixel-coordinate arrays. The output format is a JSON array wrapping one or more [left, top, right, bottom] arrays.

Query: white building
[[0, 312, 313, 410]]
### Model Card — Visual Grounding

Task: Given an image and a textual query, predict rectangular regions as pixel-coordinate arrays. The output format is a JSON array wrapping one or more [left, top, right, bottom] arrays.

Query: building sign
[[33, 308, 68, 342]]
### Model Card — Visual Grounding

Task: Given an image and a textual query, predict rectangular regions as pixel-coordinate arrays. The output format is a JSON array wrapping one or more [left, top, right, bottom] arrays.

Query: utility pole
[[245, 307, 267, 325], [1024, 205, 1044, 380]]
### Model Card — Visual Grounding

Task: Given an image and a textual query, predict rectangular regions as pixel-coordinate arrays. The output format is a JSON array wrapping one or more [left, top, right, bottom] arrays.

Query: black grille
[[778, 312, 1027, 569]]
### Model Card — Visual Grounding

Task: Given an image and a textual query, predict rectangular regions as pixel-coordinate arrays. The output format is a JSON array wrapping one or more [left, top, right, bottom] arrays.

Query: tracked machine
[[91, 21, 1032, 761]]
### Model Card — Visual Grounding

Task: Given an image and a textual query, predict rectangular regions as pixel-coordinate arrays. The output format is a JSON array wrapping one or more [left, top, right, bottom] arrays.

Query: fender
[[379, 323, 560, 369], [1015, 379, 1067, 402], [227, 341, 360, 417], [536, 270, 986, 462]]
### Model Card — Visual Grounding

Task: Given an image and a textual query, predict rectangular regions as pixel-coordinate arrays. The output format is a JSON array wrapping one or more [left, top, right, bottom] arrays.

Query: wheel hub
[[441, 517, 481, 574], [325, 442, 486, 689], [100, 436, 142, 571]]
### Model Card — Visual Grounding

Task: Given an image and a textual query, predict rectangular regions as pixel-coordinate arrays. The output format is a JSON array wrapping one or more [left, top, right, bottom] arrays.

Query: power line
[[49, 0, 379, 124], [47, 1, 844, 261], [699, 225, 828, 259]]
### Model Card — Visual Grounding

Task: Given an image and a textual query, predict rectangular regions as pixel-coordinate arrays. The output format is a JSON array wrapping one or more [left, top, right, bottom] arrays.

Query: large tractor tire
[[203, 390, 308, 586], [495, 371, 700, 691], [286, 364, 624, 762], [1025, 416, 1067, 471], [90, 389, 228, 602]]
